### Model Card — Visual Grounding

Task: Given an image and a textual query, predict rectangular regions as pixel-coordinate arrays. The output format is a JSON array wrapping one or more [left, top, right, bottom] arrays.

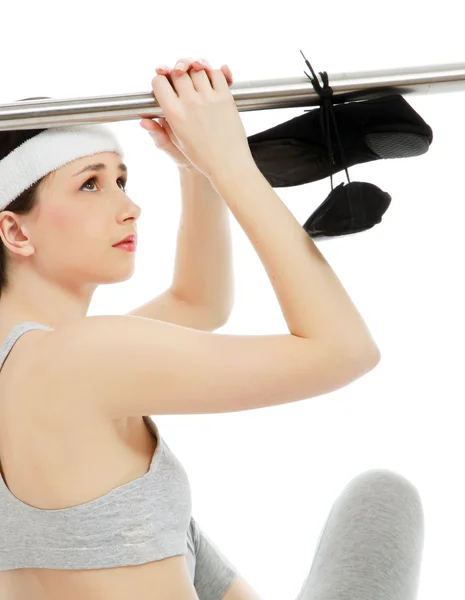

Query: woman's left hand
[[140, 58, 234, 171]]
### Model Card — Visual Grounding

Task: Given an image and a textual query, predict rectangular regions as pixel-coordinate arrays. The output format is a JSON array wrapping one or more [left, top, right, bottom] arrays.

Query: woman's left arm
[[170, 167, 235, 321], [126, 167, 234, 329]]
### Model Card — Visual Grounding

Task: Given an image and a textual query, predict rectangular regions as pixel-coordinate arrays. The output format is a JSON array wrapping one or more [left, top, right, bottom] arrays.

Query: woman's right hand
[[150, 60, 254, 179]]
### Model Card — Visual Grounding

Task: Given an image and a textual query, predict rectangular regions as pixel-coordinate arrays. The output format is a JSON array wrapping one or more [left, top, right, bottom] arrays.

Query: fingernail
[[175, 61, 185, 71]]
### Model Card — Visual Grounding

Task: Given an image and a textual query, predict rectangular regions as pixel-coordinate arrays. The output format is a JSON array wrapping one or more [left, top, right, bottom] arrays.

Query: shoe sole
[[365, 132, 430, 159]]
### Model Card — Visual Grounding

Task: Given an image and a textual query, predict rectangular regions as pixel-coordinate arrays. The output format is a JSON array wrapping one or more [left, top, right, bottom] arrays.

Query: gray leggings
[[191, 468, 425, 600]]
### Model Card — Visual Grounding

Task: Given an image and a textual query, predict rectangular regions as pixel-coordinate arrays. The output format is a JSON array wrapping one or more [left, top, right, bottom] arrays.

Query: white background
[[1, 2, 464, 599]]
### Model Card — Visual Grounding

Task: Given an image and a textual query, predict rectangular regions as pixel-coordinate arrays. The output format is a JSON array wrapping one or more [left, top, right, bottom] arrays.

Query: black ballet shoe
[[289, 52, 399, 239], [247, 59, 433, 189], [303, 181, 392, 239]]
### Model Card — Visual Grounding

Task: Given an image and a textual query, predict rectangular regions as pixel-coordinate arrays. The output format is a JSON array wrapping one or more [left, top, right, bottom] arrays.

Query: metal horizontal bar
[[1, 61, 464, 131]]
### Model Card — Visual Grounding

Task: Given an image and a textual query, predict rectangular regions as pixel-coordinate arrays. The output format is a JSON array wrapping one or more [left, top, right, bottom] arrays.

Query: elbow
[[334, 339, 381, 377], [362, 344, 381, 371], [351, 341, 381, 374]]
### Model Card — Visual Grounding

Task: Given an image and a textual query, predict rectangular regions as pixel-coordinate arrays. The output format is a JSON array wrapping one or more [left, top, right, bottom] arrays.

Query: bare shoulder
[[25, 313, 378, 422]]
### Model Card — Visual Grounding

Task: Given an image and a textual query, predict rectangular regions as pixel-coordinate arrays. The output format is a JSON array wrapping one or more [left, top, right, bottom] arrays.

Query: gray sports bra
[[0, 321, 194, 572]]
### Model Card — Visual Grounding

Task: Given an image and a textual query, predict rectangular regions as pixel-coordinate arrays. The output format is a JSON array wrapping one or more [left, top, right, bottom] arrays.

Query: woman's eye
[[81, 177, 128, 192]]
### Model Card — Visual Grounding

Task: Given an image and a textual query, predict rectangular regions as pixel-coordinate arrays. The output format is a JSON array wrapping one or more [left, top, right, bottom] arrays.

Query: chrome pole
[[0, 61, 464, 131]]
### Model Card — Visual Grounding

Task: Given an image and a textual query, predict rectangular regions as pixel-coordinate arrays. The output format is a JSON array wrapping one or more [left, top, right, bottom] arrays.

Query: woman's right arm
[[26, 159, 379, 423], [209, 160, 379, 355]]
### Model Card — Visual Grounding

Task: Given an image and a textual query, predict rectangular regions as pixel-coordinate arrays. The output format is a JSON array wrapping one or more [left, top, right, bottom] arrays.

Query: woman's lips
[[113, 241, 136, 252]]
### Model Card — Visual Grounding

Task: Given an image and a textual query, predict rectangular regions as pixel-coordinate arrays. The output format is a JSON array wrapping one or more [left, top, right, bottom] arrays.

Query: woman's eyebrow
[[72, 163, 128, 177]]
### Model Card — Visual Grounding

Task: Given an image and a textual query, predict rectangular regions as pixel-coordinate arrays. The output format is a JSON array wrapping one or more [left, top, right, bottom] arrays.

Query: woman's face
[[10, 151, 142, 289]]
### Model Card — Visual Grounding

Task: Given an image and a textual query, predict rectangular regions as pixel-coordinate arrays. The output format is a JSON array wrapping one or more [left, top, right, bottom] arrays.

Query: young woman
[[0, 58, 424, 600]]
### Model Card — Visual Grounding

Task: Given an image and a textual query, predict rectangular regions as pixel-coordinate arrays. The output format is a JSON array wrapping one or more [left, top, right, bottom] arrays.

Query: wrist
[[207, 158, 262, 193], [177, 156, 260, 187]]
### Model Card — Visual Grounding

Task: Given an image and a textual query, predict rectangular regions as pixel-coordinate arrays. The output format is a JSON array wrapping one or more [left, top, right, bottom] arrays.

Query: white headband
[[0, 124, 125, 211]]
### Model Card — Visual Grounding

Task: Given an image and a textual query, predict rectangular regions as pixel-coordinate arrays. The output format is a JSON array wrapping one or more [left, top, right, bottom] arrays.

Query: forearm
[[170, 168, 234, 321], [209, 161, 379, 359]]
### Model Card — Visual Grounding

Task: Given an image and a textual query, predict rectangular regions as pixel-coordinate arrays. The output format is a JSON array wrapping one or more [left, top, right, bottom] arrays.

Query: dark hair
[[0, 97, 52, 298]]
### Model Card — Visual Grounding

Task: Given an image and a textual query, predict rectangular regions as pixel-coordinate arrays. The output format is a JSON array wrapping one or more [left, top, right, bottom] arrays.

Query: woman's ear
[[0, 214, 35, 257]]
